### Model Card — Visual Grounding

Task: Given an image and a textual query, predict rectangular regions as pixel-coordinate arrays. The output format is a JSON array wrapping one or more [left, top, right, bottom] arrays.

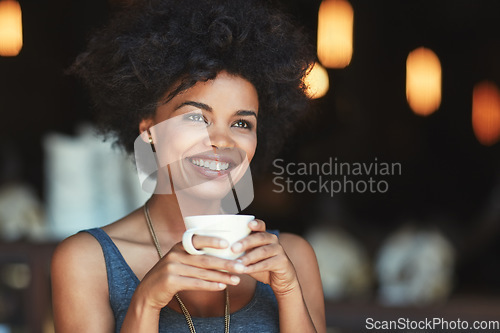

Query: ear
[[139, 117, 155, 135], [139, 117, 155, 143]]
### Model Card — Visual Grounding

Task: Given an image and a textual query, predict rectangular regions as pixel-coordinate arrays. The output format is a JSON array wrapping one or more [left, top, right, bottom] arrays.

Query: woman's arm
[[279, 233, 326, 333], [120, 240, 242, 333], [233, 221, 326, 333], [51, 233, 115, 333], [52, 232, 244, 333]]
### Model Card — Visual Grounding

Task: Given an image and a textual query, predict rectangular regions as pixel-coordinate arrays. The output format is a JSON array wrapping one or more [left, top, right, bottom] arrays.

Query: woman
[[51, 0, 326, 332]]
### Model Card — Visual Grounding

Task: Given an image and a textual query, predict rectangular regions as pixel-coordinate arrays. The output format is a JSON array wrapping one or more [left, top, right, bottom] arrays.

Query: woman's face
[[141, 71, 258, 202]]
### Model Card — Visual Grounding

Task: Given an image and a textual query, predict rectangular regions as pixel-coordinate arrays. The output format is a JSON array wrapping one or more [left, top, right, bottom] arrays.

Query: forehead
[[167, 72, 259, 113]]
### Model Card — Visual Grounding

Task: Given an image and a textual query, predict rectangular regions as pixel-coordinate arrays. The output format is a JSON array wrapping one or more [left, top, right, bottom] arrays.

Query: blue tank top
[[83, 228, 280, 333]]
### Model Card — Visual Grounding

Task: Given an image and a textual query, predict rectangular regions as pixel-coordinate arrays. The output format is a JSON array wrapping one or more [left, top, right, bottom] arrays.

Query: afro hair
[[71, 0, 315, 169]]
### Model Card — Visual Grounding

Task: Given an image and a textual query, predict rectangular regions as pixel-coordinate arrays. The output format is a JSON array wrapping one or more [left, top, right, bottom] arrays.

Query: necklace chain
[[143, 203, 230, 333]]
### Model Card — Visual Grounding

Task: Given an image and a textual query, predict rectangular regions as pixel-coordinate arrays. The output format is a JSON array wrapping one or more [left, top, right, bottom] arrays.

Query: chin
[[175, 180, 234, 201]]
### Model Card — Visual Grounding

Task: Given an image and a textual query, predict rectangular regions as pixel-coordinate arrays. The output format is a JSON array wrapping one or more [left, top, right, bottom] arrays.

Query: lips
[[190, 158, 230, 171], [186, 153, 241, 178]]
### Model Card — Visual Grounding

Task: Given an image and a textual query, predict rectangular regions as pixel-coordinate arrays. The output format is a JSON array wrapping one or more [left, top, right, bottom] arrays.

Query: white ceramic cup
[[182, 214, 254, 260]]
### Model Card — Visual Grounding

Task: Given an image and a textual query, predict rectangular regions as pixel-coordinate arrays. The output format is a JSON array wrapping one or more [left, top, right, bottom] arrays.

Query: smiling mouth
[[189, 158, 230, 171]]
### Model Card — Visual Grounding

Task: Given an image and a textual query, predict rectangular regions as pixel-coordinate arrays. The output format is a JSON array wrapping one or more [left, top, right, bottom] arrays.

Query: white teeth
[[190, 158, 229, 171]]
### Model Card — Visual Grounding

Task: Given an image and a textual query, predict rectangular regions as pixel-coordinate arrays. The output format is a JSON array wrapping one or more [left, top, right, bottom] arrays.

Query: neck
[[146, 194, 185, 238], [175, 190, 223, 216], [153, 164, 223, 217], [146, 193, 222, 238]]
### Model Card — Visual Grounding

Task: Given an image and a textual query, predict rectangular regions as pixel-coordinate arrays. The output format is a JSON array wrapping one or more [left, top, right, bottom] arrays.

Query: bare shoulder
[[51, 231, 106, 280], [51, 231, 114, 332], [51, 206, 142, 270], [279, 232, 317, 265]]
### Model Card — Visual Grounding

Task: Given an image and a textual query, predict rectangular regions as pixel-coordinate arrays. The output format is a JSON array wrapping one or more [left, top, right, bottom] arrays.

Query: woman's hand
[[134, 238, 245, 311], [231, 219, 300, 296]]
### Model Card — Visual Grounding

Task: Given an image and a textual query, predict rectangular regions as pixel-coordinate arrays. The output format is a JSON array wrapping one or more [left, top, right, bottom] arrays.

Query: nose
[[205, 125, 235, 150]]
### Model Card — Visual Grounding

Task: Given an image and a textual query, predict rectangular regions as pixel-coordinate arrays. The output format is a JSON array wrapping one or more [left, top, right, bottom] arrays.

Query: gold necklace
[[143, 203, 230, 333]]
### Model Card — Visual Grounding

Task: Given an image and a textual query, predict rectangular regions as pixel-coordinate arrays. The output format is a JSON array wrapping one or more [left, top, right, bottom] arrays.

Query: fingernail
[[218, 283, 227, 289], [234, 262, 245, 273], [232, 242, 243, 253], [219, 239, 229, 248], [230, 275, 240, 284], [250, 220, 258, 227]]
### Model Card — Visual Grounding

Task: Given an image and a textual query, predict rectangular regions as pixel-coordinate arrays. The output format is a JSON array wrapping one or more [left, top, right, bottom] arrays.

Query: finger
[[181, 252, 247, 274], [175, 263, 242, 286], [192, 235, 229, 250], [243, 255, 284, 275], [172, 275, 228, 292], [248, 219, 266, 232], [238, 243, 280, 266], [169, 243, 246, 274], [231, 230, 278, 254]]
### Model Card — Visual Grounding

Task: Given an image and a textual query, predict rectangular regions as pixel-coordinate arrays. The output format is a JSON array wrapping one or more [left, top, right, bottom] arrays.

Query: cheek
[[240, 135, 257, 162], [155, 127, 206, 164]]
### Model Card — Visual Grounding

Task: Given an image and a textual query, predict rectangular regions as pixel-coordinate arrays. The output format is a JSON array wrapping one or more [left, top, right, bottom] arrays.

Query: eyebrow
[[175, 101, 212, 112], [175, 101, 257, 118], [235, 110, 257, 118]]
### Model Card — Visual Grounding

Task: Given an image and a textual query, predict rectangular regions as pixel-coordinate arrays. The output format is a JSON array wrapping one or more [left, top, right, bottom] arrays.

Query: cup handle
[[182, 229, 206, 255]]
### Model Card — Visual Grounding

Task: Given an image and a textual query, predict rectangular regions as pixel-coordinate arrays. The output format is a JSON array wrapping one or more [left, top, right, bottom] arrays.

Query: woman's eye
[[233, 119, 252, 129], [184, 113, 207, 123]]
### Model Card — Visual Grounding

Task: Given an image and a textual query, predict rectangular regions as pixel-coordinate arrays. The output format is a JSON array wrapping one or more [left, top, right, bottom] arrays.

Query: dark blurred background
[[0, 0, 499, 332]]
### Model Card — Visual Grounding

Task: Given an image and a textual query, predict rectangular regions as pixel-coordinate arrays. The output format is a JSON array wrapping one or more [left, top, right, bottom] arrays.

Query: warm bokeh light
[[406, 47, 441, 116], [0, 0, 23, 57], [472, 81, 500, 146], [317, 0, 353, 68], [303, 62, 330, 99]]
